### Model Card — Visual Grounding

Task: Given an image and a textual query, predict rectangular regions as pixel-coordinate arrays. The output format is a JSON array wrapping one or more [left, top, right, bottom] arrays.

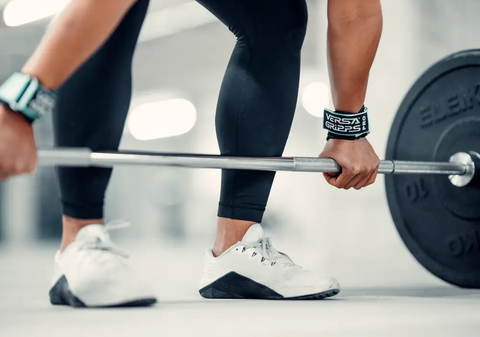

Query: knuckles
[[3, 159, 36, 176], [27, 159, 37, 173], [13, 163, 26, 175], [344, 162, 379, 176]]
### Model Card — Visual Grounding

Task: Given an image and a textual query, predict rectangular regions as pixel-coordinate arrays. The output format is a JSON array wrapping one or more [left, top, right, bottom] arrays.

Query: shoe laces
[[78, 219, 130, 259], [243, 237, 297, 267]]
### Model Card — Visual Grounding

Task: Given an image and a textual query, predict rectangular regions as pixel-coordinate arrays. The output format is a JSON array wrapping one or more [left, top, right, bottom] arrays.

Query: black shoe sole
[[283, 289, 340, 300], [49, 275, 157, 308], [199, 272, 340, 300]]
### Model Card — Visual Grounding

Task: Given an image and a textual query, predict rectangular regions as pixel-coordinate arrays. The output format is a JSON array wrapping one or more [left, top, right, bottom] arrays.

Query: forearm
[[21, 0, 138, 90], [327, 0, 382, 112]]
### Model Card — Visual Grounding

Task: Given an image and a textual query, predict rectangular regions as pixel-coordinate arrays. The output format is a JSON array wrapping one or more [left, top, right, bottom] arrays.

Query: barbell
[[20, 50, 480, 288], [36, 148, 477, 187]]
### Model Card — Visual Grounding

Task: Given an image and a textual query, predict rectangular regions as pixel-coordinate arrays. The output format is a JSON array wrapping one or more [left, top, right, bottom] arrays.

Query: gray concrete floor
[[1, 244, 480, 337]]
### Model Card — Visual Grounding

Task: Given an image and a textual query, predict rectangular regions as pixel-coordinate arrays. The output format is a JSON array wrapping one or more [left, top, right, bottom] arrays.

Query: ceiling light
[[301, 81, 332, 118], [127, 98, 197, 141], [3, 0, 69, 27]]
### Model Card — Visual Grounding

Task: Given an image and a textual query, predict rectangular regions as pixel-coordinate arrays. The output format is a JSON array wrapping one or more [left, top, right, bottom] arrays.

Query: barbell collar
[[36, 148, 469, 176], [448, 152, 478, 187]]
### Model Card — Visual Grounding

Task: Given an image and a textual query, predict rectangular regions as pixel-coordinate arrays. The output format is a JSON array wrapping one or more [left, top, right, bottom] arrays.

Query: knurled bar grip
[[36, 148, 468, 176]]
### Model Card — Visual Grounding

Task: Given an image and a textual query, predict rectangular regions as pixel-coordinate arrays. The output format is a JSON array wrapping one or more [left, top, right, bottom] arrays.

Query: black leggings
[[54, 0, 308, 223]]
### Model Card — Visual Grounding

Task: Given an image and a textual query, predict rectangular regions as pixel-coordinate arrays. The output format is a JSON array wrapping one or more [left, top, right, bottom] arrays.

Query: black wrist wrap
[[324, 106, 370, 141]]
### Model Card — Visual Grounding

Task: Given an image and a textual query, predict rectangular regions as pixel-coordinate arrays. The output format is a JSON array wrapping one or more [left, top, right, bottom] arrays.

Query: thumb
[[323, 172, 337, 185]]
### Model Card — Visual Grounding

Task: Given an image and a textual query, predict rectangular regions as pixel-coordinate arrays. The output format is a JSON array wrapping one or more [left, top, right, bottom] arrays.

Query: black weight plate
[[433, 118, 480, 220], [385, 49, 480, 288]]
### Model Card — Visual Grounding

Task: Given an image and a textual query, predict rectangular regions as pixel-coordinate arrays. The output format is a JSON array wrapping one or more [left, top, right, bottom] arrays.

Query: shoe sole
[[282, 289, 340, 300], [199, 272, 340, 300], [49, 276, 157, 308]]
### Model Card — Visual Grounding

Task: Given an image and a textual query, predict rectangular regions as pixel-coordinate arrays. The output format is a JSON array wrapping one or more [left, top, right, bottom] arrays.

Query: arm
[[22, 0, 139, 90], [0, 0, 139, 178], [327, 0, 382, 112], [319, 0, 382, 190]]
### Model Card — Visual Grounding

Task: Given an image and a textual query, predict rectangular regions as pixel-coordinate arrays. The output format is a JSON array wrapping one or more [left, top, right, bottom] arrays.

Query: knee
[[254, 0, 309, 52], [280, 0, 309, 49]]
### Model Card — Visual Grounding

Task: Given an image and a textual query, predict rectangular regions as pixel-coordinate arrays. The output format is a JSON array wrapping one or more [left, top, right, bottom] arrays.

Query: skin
[[319, 0, 383, 191], [0, 0, 383, 253], [0, 0, 139, 179]]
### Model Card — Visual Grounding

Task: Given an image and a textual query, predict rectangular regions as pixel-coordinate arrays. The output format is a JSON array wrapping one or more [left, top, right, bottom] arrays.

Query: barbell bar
[[36, 148, 476, 183]]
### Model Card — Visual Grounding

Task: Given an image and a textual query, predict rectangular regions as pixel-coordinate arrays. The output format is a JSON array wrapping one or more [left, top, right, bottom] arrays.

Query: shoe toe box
[[278, 270, 340, 299]]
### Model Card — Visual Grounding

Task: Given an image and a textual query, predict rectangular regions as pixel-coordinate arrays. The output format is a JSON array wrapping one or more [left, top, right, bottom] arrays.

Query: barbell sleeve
[[35, 148, 470, 176]]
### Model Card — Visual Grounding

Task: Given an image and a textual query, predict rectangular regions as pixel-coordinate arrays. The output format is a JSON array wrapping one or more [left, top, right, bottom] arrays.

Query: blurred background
[[1, 0, 480, 291]]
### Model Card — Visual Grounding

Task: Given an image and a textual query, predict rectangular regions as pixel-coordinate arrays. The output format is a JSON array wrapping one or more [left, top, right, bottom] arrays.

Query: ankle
[[213, 218, 256, 257], [61, 216, 103, 252]]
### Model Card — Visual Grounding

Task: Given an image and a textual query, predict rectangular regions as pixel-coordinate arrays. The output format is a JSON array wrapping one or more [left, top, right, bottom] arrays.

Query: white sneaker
[[199, 224, 340, 300], [49, 220, 157, 307]]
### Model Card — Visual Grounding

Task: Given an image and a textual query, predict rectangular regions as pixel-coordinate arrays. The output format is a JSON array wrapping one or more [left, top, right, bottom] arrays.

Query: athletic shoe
[[49, 220, 157, 307], [199, 224, 340, 300]]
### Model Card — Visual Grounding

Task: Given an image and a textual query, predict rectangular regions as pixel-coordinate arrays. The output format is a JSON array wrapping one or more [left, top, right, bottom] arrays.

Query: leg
[[198, 0, 338, 300], [50, 0, 156, 308], [197, 0, 308, 254], [54, 0, 150, 250]]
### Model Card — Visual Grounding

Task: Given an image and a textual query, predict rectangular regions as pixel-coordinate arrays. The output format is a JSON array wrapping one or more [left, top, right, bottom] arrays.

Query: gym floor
[[1, 243, 479, 337]]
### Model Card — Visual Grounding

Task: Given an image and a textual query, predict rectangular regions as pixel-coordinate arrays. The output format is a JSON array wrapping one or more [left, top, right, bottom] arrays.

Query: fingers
[[340, 168, 369, 189], [323, 172, 356, 189], [323, 162, 379, 190], [335, 171, 356, 189], [323, 167, 358, 189], [320, 137, 381, 191], [323, 172, 338, 186], [353, 171, 374, 190], [351, 161, 379, 190], [0, 158, 36, 181], [365, 167, 379, 187], [350, 163, 379, 190], [345, 173, 365, 190], [361, 158, 380, 189]]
